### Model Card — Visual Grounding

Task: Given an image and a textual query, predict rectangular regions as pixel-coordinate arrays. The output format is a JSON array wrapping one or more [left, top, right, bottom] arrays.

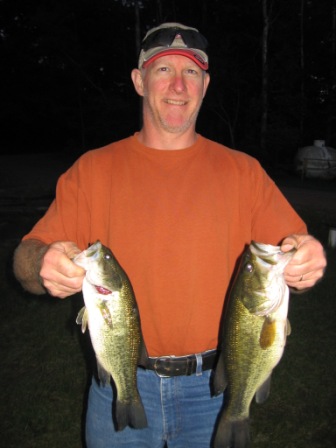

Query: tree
[[1, 0, 335, 158]]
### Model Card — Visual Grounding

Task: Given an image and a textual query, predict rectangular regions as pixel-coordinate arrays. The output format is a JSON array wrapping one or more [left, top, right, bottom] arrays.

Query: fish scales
[[213, 241, 295, 448], [74, 241, 147, 431]]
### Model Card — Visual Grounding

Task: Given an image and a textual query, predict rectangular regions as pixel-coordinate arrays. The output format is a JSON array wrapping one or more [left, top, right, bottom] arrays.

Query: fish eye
[[105, 254, 111, 260], [245, 262, 254, 273]]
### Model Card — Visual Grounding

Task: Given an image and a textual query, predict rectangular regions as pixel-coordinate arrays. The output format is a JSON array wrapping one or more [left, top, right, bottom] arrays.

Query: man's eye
[[182, 68, 199, 76]]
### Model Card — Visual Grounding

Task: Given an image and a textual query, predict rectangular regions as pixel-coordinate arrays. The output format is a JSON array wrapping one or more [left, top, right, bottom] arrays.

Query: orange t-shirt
[[24, 134, 307, 356]]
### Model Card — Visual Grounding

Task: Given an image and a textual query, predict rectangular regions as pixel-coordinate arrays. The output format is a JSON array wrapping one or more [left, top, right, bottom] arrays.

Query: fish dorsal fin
[[255, 374, 272, 404], [259, 317, 276, 349], [76, 306, 89, 333]]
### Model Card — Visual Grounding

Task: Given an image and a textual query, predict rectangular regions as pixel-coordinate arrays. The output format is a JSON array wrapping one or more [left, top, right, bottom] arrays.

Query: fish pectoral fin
[[286, 318, 292, 336], [212, 351, 228, 396], [97, 360, 110, 386], [259, 317, 276, 349], [99, 302, 113, 328], [76, 306, 89, 333], [255, 374, 272, 404]]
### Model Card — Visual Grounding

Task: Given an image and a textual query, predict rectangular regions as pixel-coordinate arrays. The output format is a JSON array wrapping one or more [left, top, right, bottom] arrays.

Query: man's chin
[[160, 119, 193, 134]]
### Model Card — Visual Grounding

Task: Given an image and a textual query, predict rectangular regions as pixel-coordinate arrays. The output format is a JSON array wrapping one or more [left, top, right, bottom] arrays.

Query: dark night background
[[1, 0, 335, 168], [1, 3, 336, 447]]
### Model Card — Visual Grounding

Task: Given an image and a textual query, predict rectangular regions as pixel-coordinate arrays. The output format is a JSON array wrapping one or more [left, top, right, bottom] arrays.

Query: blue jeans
[[86, 367, 224, 447]]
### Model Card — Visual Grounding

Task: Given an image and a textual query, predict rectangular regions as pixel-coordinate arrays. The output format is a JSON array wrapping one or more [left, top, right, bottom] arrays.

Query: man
[[13, 23, 326, 447]]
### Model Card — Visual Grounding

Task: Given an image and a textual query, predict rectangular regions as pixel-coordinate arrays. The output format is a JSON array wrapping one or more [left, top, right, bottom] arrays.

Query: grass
[[0, 209, 90, 448], [251, 208, 336, 447], [0, 206, 335, 447]]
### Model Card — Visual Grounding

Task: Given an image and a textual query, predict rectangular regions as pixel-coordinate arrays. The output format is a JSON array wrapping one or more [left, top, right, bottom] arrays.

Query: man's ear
[[203, 72, 210, 98], [131, 69, 144, 97]]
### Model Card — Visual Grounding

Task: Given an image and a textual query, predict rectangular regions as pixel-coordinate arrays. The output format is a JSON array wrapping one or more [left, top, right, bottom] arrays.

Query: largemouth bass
[[74, 241, 147, 431], [213, 241, 296, 448]]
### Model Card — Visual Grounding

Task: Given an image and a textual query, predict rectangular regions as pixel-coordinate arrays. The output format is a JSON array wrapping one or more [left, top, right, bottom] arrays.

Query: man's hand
[[281, 234, 327, 290], [40, 241, 85, 298], [14, 239, 85, 298]]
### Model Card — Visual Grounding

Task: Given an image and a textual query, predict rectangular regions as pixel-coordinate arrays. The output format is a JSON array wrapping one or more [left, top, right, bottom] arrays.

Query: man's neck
[[136, 127, 198, 150]]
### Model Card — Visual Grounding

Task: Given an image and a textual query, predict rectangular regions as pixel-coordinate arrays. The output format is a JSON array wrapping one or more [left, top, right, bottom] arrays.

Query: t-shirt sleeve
[[250, 162, 307, 244]]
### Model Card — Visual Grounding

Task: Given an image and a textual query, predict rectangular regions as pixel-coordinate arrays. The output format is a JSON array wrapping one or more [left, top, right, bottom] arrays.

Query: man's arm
[[13, 239, 85, 299]]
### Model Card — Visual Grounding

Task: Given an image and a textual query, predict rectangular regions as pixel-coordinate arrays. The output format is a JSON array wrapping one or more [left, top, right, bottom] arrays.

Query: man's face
[[133, 54, 210, 135]]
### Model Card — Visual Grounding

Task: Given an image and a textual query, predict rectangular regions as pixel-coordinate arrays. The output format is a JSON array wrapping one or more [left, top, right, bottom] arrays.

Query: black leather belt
[[139, 350, 218, 377]]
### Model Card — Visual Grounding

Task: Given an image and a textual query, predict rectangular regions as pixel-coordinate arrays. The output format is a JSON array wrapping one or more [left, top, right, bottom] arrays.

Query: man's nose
[[170, 75, 186, 92]]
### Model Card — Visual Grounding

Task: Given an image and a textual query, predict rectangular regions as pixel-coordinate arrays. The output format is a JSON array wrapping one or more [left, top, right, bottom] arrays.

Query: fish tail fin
[[214, 418, 251, 448], [115, 398, 147, 431]]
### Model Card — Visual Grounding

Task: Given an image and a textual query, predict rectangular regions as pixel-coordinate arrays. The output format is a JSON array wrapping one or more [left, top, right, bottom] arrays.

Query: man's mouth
[[166, 99, 187, 106]]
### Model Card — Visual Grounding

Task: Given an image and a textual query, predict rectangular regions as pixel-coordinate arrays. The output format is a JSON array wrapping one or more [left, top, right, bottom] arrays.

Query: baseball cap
[[138, 22, 209, 70]]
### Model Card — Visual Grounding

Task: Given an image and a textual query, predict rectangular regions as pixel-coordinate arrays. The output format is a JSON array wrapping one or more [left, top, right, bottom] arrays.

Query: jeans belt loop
[[195, 353, 203, 376]]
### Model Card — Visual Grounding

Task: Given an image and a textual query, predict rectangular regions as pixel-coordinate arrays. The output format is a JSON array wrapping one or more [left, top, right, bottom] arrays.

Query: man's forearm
[[13, 239, 49, 295]]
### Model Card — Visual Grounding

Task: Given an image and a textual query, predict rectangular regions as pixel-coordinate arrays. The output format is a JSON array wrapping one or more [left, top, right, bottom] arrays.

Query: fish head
[[237, 241, 296, 316], [250, 241, 296, 270], [74, 241, 123, 294]]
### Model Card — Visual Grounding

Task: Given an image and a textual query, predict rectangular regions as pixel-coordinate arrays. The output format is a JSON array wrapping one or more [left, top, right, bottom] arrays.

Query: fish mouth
[[72, 241, 102, 269], [73, 241, 102, 268], [85, 241, 102, 258], [249, 241, 295, 316], [250, 241, 295, 267]]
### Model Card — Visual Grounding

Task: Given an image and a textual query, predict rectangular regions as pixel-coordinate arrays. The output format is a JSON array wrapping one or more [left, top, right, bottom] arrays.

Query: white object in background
[[328, 227, 336, 248]]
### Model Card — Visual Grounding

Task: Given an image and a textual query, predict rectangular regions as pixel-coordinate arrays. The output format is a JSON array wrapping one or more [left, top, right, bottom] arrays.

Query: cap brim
[[142, 49, 208, 70]]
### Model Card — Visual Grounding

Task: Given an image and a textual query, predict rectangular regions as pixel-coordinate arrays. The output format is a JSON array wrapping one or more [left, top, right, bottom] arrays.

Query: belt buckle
[[153, 356, 173, 378]]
